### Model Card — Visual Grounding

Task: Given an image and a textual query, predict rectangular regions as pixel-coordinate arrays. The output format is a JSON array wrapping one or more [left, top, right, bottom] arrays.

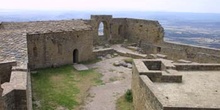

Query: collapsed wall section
[[125, 19, 164, 45], [88, 15, 164, 46]]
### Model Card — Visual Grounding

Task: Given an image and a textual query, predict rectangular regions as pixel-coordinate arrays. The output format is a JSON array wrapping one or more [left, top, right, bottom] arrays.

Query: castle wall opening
[[73, 49, 78, 63], [98, 22, 104, 36]]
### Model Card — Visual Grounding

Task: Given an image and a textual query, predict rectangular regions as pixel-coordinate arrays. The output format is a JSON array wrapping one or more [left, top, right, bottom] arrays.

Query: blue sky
[[0, 0, 220, 13]]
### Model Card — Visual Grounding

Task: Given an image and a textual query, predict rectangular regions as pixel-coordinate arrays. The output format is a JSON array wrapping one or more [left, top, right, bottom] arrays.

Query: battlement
[[91, 15, 112, 20]]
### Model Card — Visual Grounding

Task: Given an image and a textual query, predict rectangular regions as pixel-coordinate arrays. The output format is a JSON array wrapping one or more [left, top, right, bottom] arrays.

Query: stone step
[[73, 64, 89, 71]]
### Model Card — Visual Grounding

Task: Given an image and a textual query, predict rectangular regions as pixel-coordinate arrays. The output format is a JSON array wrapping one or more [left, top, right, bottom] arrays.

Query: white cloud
[[0, 0, 219, 13]]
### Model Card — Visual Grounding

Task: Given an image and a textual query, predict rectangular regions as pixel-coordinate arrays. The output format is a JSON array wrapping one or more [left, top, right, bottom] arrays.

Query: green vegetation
[[124, 58, 133, 64], [116, 89, 134, 110], [125, 89, 133, 102], [32, 65, 103, 110]]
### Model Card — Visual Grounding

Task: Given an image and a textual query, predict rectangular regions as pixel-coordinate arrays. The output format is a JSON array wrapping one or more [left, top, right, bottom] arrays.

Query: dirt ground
[[82, 56, 132, 110]]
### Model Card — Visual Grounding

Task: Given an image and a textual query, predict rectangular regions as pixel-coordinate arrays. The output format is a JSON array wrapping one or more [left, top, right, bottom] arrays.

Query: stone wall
[[0, 61, 16, 83], [110, 18, 127, 43], [0, 22, 3, 29], [26, 71, 32, 110], [132, 59, 220, 110], [2, 91, 15, 110], [157, 41, 220, 63], [0, 61, 27, 110], [0, 61, 16, 110], [27, 30, 93, 70], [93, 48, 115, 57], [90, 15, 112, 45], [3, 90, 27, 110], [88, 15, 164, 46], [174, 63, 220, 71], [132, 60, 163, 110], [126, 18, 164, 45]]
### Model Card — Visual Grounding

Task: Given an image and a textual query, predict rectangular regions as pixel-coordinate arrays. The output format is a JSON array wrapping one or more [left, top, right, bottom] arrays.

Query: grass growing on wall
[[32, 65, 103, 110]]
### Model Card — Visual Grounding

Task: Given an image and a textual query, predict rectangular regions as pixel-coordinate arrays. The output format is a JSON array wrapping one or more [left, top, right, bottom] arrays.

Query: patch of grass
[[32, 65, 103, 110], [93, 73, 104, 85], [123, 58, 133, 64], [116, 91, 134, 110]]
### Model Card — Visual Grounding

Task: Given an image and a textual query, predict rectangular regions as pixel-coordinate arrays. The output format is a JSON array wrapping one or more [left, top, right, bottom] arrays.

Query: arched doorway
[[73, 49, 78, 63]]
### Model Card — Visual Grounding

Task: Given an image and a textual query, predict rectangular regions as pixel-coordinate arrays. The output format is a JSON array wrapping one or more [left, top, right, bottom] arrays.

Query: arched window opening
[[98, 22, 104, 36]]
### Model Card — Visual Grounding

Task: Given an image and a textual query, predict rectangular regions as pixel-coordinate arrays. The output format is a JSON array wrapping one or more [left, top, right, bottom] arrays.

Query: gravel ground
[[82, 56, 132, 110]]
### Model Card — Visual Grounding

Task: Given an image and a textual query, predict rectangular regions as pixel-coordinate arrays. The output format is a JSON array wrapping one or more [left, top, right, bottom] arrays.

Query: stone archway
[[73, 49, 78, 63], [90, 15, 112, 45], [97, 21, 108, 37], [96, 21, 110, 45]]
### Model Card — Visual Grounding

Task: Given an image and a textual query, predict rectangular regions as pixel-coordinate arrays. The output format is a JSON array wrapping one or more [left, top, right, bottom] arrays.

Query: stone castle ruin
[[0, 15, 220, 110]]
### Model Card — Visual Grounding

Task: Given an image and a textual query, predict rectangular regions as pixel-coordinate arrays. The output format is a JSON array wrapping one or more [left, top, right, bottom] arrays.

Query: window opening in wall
[[98, 22, 104, 36]]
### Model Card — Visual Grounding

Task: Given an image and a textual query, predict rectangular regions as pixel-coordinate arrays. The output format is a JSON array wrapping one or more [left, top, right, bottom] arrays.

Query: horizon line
[[0, 9, 220, 14]]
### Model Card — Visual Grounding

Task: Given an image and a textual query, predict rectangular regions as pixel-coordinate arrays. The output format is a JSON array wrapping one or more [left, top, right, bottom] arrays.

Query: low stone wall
[[174, 63, 220, 71], [139, 41, 220, 63], [93, 48, 115, 57], [0, 61, 28, 110], [132, 59, 220, 110], [132, 61, 163, 110], [158, 42, 220, 63], [164, 107, 220, 110]]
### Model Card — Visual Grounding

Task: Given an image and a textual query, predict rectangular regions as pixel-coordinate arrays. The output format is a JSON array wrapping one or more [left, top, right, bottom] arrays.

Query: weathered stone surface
[[105, 54, 112, 59], [132, 59, 220, 110], [113, 61, 120, 66], [73, 64, 89, 71]]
